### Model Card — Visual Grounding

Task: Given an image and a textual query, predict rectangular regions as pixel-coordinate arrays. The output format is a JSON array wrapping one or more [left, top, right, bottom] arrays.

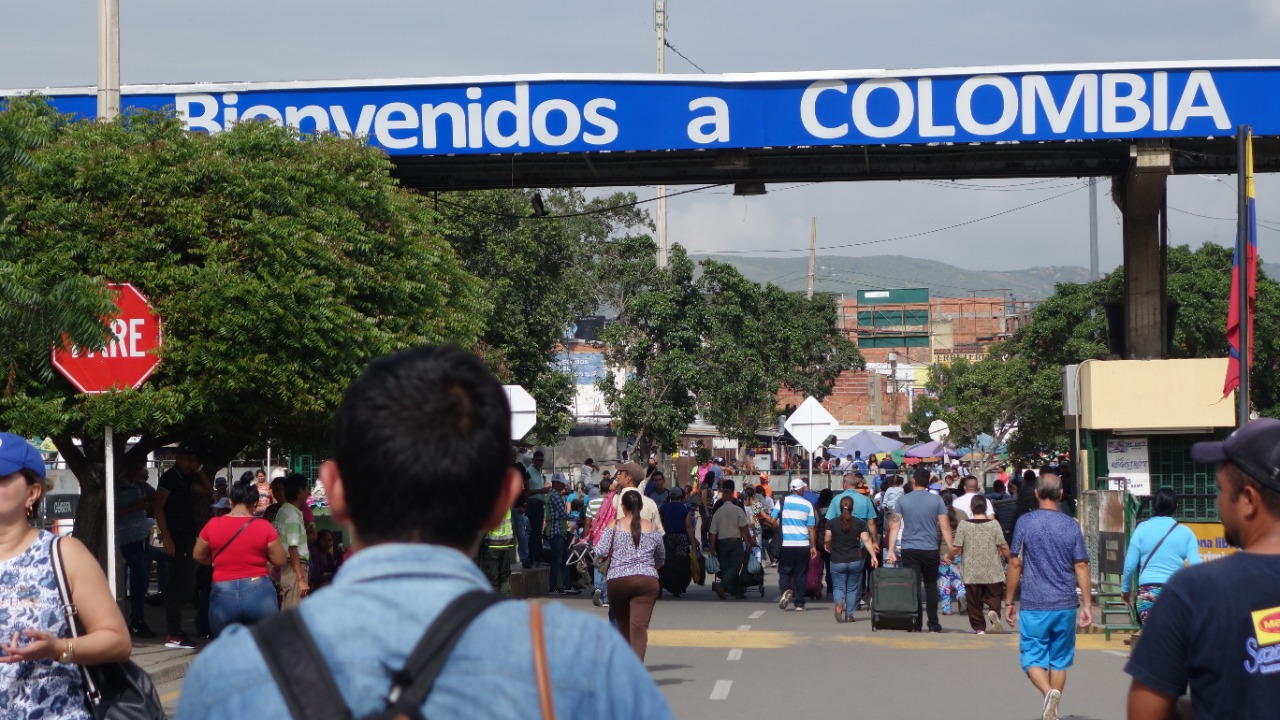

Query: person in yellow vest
[[482, 507, 516, 596]]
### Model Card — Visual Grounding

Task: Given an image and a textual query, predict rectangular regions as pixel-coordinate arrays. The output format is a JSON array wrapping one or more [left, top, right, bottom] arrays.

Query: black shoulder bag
[[251, 590, 505, 720], [212, 518, 257, 563], [1138, 521, 1180, 580], [51, 537, 167, 720]]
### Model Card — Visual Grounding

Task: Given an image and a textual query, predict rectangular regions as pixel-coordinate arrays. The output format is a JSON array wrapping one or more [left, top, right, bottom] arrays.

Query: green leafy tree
[[696, 260, 862, 441], [598, 244, 704, 456], [601, 245, 863, 455], [0, 109, 487, 555], [433, 189, 651, 444], [0, 97, 116, 390], [906, 243, 1280, 461]]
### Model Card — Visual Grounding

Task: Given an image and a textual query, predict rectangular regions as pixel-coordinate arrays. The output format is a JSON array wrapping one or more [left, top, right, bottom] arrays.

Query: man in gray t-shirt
[[887, 468, 954, 632]]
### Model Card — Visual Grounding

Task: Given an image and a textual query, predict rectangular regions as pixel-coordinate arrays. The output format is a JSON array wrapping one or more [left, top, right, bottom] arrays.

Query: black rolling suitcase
[[871, 566, 920, 631]]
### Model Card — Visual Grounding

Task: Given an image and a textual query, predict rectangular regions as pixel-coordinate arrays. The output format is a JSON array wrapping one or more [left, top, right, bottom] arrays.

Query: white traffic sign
[[503, 385, 537, 440], [784, 396, 839, 454], [928, 419, 950, 443]]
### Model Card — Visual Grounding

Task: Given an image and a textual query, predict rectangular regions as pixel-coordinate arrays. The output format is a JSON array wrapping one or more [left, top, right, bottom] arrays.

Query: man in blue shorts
[[1003, 473, 1092, 720]]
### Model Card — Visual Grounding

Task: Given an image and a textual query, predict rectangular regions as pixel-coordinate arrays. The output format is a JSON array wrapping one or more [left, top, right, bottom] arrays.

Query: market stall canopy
[[830, 430, 904, 458], [904, 440, 962, 460]]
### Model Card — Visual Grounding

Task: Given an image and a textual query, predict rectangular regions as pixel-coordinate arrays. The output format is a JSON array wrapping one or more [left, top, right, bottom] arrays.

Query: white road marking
[[710, 680, 733, 700], [749, 610, 765, 619], [1103, 650, 1130, 659], [737, 625, 751, 631], [727, 648, 743, 661]]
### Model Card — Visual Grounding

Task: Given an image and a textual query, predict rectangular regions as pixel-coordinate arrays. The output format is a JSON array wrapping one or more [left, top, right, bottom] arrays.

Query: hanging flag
[[1225, 129, 1258, 398]]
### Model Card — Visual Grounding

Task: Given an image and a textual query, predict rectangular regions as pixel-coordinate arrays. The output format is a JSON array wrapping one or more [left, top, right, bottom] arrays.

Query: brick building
[[778, 289, 1037, 427]]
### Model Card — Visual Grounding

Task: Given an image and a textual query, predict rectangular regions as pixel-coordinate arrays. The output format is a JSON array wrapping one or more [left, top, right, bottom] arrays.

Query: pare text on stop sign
[[69, 318, 152, 359]]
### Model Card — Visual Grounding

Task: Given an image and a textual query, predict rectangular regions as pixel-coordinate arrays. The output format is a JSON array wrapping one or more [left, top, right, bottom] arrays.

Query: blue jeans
[[830, 559, 866, 620], [208, 576, 279, 638], [593, 564, 609, 604], [512, 511, 530, 567], [526, 501, 546, 563], [548, 536, 566, 591], [119, 539, 149, 624]]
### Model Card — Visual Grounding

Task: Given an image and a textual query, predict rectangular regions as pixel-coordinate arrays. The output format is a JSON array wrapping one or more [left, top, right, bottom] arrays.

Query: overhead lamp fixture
[[733, 182, 767, 196]]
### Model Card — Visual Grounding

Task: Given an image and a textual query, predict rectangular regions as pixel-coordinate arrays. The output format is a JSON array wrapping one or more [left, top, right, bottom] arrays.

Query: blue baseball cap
[[1191, 418, 1280, 492], [0, 433, 47, 479]]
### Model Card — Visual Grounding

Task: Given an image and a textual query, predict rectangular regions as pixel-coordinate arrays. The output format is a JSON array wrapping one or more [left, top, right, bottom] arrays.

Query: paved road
[[624, 567, 1132, 720], [152, 567, 1134, 719]]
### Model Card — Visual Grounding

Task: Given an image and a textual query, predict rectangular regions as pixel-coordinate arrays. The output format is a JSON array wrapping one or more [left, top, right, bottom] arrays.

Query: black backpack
[[251, 590, 502, 720], [991, 497, 1017, 542]]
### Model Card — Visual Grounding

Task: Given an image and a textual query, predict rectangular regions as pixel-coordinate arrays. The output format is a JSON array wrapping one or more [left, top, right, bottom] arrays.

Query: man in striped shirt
[[772, 478, 818, 611]]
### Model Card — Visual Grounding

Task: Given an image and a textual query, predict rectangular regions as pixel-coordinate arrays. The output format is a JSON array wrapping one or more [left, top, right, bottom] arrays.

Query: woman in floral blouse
[[594, 488, 664, 660]]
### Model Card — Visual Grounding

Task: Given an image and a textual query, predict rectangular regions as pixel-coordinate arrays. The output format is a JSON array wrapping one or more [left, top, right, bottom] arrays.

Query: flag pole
[[1236, 125, 1251, 427]]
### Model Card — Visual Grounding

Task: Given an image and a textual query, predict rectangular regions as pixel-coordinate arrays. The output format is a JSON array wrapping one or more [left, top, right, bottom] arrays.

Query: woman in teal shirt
[[1122, 488, 1202, 624]]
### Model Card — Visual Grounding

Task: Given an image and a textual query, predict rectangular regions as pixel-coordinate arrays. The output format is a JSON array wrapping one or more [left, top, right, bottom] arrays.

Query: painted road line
[[737, 624, 751, 631], [749, 610, 765, 619], [710, 680, 733, 700], [1104, 650, 1130, 659], [160, 691, 181, 704], [727, 648, 743, 661], [648, 629, 797, 649]]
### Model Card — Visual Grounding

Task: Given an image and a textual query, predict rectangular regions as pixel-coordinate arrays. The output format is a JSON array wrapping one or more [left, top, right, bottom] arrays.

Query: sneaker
[[973, 630, 986, 635], [795, 606, 806, 612], [549, 588, 563, 595], [1042, 689, 1061, 720], [778, 589, 793, 610], [928, 623, 943, 633], [835, 603, 845, 622], [987, 609, 1003, 634], [562, 588, 581, 595], [592, 589, 603, 606], [128, 621, 156, 639], [715, 582, 726, 600], [164, 634, 196, 649], [601, 602, 609, 608]]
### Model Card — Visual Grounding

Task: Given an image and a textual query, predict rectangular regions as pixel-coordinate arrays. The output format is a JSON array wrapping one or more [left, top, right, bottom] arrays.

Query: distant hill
[[693, 254, 1091, 299]]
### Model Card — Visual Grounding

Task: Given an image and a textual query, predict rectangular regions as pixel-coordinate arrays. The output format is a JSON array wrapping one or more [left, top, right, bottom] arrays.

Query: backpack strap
[[251, 590, 504, 720], [252, 609, 353, 720], [385, 591, 505, 716]]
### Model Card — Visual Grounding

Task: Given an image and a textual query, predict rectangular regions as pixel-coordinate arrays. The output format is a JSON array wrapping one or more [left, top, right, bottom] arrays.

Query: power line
[[685, 184, 1088, 255], [663, 39, 706, 73], [433, 184, 726, 220], [914, 179, 1082, 193]]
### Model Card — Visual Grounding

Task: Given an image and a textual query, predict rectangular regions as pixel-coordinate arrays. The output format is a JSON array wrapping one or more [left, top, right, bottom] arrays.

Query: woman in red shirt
[[194, 478, 286, 638]]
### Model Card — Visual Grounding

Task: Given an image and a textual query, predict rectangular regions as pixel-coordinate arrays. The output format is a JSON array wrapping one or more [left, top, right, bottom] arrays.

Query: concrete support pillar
[[1112, 143, 1171, 359]]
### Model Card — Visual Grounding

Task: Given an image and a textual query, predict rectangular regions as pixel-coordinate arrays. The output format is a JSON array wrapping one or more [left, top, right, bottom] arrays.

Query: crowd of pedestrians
[[5, 342, 1279, 719]]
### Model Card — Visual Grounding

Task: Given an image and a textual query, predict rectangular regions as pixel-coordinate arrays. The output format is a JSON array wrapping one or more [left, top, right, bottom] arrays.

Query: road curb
[[140, 651, 197, 686]]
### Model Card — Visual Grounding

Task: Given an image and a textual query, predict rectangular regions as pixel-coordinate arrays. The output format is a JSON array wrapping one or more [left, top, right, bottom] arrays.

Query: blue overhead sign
[[8, 61, 1279, 156]]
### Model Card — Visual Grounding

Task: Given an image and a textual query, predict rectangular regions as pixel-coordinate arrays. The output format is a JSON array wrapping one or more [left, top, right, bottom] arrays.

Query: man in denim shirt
[[179, 345, 672, 719]]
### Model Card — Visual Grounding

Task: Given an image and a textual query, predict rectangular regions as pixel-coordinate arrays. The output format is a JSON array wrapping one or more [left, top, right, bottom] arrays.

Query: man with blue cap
[[1125, 418, 1280, 720]]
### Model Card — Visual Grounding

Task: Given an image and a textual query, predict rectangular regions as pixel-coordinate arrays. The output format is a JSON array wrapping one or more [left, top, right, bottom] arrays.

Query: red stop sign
[[51, 283, 163, 394]]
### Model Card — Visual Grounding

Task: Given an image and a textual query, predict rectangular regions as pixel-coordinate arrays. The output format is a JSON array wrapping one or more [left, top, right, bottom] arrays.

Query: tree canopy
[[904, 243, 1280, 460], [0, 106, 487, 553], [600, 244, 862, 454], [432, 188, 651, 444]]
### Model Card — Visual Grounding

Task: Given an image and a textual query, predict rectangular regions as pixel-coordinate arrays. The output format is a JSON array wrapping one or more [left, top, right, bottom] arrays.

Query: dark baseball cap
[[1190, 418, 1280, 491], [0, 433, 47, 479]]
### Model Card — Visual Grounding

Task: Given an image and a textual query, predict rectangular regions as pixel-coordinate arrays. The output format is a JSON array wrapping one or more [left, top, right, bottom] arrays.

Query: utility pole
[[98, 0, 121, 599], [97, 0, 120, 120], [1089, 178, 1099, 281], [654, 0, 668, 268], [807, 217, 816, 299]]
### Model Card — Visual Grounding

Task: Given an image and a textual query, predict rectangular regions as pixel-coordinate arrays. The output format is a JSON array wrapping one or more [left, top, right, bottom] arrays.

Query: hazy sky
[[3, 1, 1279, 273]]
